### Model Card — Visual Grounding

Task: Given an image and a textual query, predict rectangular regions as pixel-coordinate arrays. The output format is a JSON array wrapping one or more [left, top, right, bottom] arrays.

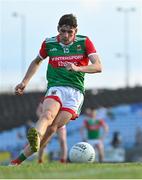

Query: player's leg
[[95, 140, 104, 162], [37, 125, 67, 164], [38, 144, 46, 163], [57, 125, 68, 163], [39, 87, 84, 164], [10, 98, 60, 165], [40, 110, 72, 149], [27, 98, 60, 152]]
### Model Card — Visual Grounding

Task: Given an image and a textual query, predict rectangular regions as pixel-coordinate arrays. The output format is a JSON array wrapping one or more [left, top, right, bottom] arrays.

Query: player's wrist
[[21, 81, 27, 87], [76, 66, 82, 72]]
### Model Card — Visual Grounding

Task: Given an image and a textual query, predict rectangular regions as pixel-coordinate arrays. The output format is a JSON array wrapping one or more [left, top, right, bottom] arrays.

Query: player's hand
[[15, 82, 26, 95], [65, 62, 80, 72]]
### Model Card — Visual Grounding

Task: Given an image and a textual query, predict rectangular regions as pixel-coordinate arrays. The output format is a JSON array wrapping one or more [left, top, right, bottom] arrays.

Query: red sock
[[11, 159, 22, 165], [38, 159, 43, 164], [11, 153, 27, 165], [60, 159, 67, 163]]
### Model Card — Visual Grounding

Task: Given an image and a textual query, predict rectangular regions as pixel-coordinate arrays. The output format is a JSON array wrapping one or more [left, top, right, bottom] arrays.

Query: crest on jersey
[[77, 45, 82, 51]]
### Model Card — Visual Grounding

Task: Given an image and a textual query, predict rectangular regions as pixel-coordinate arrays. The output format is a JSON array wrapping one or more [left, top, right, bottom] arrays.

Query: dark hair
[[58, 14, 77, 28]]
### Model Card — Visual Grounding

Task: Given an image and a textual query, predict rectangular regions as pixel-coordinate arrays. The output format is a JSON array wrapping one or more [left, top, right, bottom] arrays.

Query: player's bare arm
[[100, 123, 109, 141], [15, 56, 43, 95], [65, 53, 102, 73]]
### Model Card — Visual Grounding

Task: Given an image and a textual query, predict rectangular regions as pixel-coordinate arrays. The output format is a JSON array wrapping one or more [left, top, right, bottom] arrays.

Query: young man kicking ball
[[10, 13, 102, 165]]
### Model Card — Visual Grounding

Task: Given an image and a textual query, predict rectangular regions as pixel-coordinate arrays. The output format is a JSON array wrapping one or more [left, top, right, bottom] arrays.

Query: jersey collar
[[57, 34, 76, 46]]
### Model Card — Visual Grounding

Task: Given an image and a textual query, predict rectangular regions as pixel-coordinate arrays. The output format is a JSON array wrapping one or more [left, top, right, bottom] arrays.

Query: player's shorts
[[45, 86, 84, 120], [87, 139, 102, 146]]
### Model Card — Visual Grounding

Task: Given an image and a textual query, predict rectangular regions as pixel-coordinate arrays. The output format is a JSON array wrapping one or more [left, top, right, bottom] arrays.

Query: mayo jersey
[[39, 35, 97, 93], [84, 118, 105, 139]]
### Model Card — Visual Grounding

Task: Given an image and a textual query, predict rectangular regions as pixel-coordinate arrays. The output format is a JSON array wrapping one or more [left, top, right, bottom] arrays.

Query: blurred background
[[0, 0, 142, 164]]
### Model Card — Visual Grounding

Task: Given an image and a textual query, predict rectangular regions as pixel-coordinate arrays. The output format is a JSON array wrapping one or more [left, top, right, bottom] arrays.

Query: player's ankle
[[60, 158, 67, 163], [11, 159, 22, 165], [38, 159, 43, 163]]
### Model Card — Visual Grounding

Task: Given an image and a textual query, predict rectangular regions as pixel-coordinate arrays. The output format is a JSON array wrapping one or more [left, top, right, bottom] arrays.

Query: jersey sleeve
[[85, 37, 97, 56], [38, 40, 48, 59]]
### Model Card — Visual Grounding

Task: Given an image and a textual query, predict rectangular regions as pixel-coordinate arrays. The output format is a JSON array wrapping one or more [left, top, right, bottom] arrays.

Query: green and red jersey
[[84, 118, 105, 139], [39, 35, 97, 93]]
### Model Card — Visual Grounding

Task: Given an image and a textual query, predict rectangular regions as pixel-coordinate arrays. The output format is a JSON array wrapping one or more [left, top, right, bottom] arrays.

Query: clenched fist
[[15, 82, 26, 95], [65, 62, 80, 72]]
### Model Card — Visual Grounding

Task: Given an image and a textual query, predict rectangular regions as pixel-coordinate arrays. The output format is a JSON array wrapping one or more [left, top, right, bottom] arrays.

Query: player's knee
[[41, 110, 54, 122]]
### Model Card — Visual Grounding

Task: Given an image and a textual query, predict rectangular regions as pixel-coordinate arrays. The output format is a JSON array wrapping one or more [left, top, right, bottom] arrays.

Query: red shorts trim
[[61, 107, 79, 120], [44, 96, 62, 107]]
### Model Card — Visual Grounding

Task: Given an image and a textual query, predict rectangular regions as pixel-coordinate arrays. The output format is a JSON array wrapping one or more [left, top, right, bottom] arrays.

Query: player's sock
[[27, 128, 40, 152], [60, 158, 67, 163], [10, 153, 27, 165], [38, 159, 43, 164]]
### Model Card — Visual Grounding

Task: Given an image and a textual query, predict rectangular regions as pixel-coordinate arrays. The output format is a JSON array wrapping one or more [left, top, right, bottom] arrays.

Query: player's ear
[[75, 28, 78, 34]]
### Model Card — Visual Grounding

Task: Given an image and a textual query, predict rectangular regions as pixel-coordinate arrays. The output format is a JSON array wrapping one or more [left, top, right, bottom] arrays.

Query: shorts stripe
[[61, 107, 78, 120], [44, 96, 62, 107]]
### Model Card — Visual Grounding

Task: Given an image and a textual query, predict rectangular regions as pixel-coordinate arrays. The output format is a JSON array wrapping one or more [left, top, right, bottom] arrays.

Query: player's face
[[58, 25, 77, 45]]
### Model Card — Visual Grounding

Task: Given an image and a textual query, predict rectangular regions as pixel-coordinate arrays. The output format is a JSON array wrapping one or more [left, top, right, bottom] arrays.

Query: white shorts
[[87, 139, 102, 146], [45, 86, 84, 120]]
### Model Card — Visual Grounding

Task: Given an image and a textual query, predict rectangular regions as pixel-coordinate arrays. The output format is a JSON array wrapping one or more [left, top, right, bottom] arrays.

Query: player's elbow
[[97, 68, 102, 73], [96, 65, 102, 73]]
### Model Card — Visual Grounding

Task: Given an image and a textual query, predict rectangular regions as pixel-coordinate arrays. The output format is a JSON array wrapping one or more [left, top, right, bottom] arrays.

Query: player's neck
[[59, 41, 73, 47], [58, 34, 75, 45]]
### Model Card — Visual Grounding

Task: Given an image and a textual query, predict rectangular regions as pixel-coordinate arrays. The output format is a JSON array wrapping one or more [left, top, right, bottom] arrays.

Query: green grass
[[0, 162, 142, 179]]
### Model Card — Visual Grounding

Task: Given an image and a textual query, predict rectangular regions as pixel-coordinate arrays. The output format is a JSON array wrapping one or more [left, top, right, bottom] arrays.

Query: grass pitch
[[0, 161, 142, 179]]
